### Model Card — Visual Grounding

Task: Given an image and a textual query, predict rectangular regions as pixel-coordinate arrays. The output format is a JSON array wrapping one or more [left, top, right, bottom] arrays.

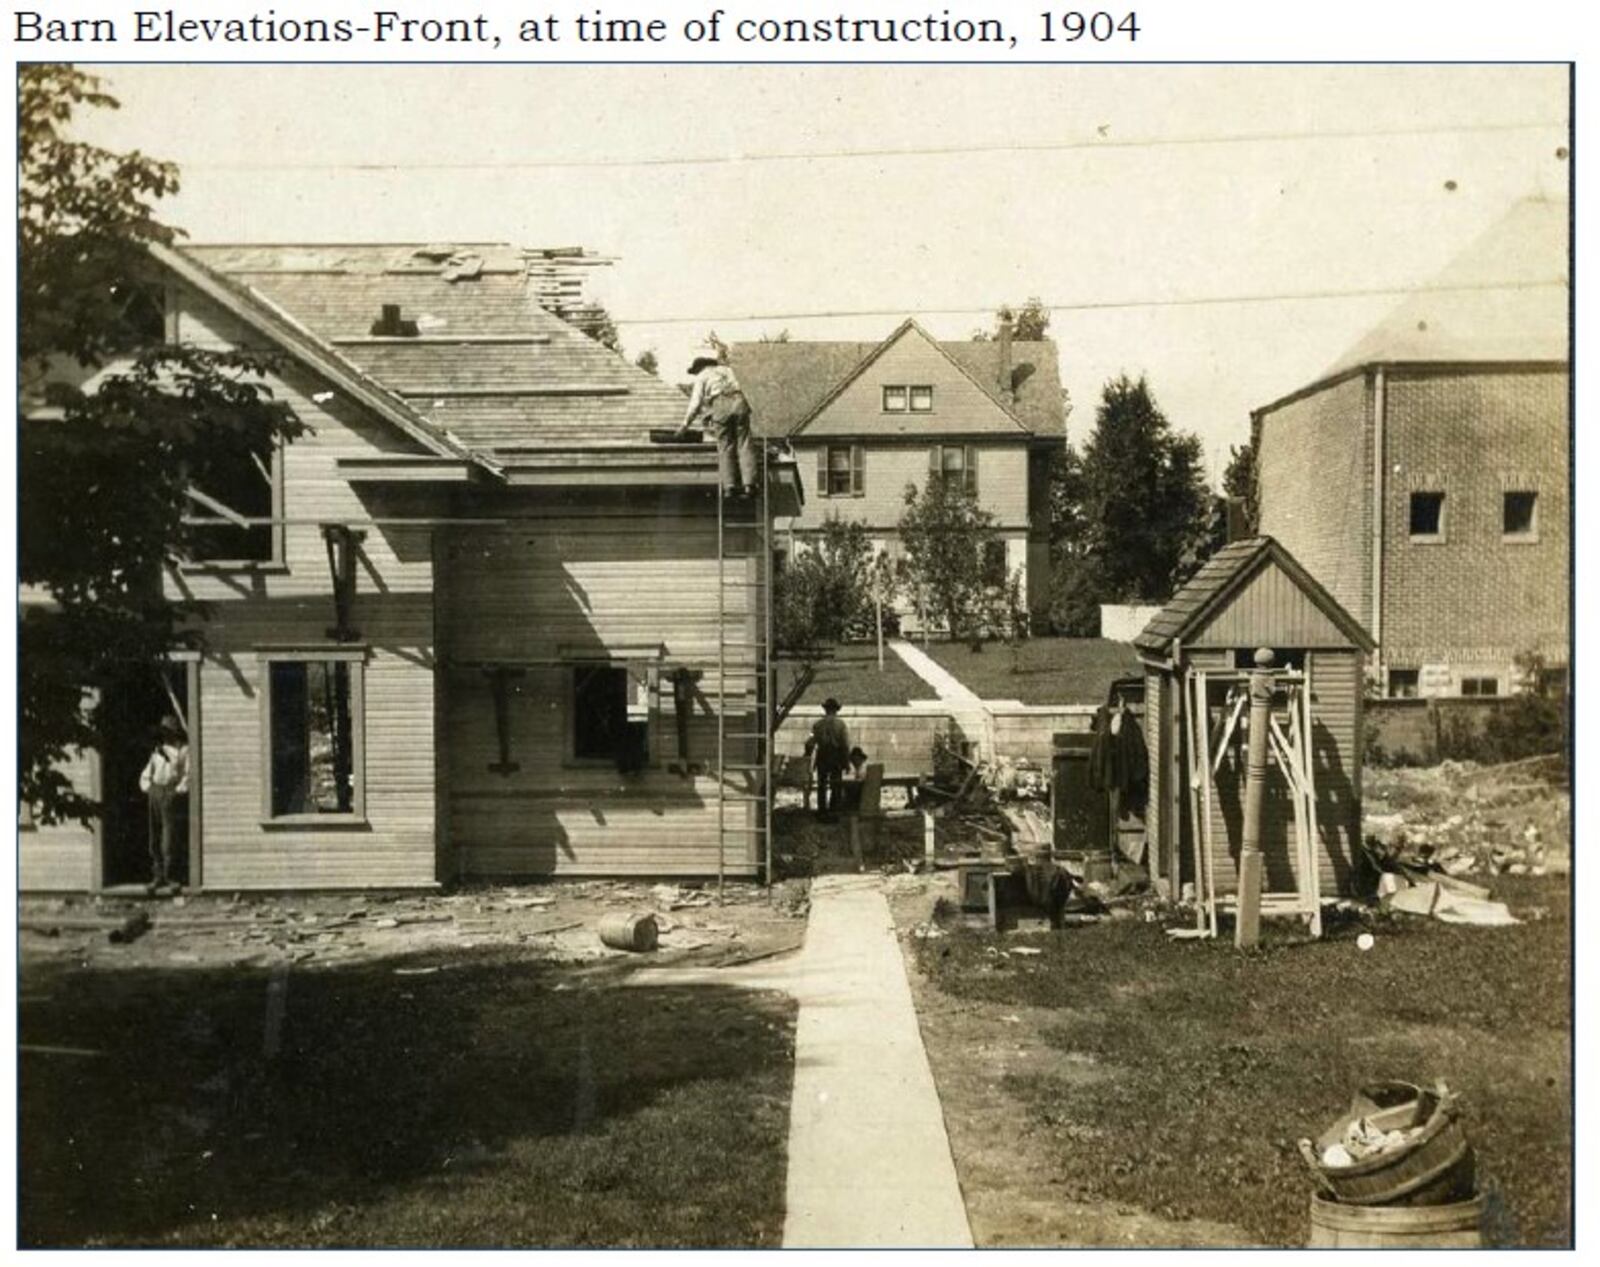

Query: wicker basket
[[1299, 1081, 1476, 1207]]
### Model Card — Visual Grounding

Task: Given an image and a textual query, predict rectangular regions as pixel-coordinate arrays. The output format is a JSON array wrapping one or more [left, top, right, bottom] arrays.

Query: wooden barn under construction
[[21, 242, 800, 893], [1134, 537, 1377, 920]]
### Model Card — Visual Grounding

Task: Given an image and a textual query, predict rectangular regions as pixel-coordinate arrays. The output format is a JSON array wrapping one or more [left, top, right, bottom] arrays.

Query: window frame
[[1387, 668, 1420, 699], [1502, 490, 1539, 542], [564, 659, 660, 770], [256, 646, 368, 827], [1407, 490, 1446, 543], [908, 385, 934, 413], [817, 444, 864, 498], [182, 438, 288, 573], [929, 444, 979, 498], [982, 538, 1009, 587], [1460, 676, 1499, 698], [882, 385, 908, 413]]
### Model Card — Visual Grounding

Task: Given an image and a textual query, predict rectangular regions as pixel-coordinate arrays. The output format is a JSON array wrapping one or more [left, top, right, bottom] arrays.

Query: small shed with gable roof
[[1134, 536, 1376, 904]]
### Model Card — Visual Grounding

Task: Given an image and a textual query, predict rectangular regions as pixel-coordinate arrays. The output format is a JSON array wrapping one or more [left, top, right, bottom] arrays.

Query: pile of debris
[[1364, 754, 1569, 880]]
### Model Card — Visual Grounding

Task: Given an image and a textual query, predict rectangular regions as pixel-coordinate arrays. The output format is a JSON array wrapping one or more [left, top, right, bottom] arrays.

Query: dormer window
[[883, 386, 907, 412], [909, 385, 934, 413]]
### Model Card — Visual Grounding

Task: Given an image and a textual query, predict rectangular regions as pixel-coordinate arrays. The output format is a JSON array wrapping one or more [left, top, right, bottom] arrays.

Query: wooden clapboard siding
[[440, 510, 762, 877], [196, 635, 437, 889], [1143, 670, 1166, 882], [19, 748, 97, 891], [1188, 558, 1352, 649]]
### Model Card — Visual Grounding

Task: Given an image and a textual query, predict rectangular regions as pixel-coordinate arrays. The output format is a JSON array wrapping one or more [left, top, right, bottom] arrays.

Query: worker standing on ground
[[139, 715, 189, 894], [680, 347, 757, 497], [806, 697, 852, 821]]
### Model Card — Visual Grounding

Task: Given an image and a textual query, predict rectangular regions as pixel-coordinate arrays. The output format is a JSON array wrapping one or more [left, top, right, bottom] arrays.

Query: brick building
[[728, 319, 1065, 626], [1254, 200, 1570, 698]]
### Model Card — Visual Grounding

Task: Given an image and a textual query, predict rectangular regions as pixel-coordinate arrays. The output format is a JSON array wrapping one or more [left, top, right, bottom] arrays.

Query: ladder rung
[[721, 763, 767, 772], [723, 731, 769, 740], [719, 794, 767, 803]]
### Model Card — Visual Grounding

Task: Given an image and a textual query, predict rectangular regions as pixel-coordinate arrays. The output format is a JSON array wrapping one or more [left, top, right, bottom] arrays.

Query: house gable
[[799, 321, 1032, 439]]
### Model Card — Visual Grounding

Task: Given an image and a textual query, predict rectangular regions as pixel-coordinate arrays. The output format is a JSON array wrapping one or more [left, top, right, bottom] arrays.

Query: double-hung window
[[929, 444, 979, 497], [818, 444, 864, 497]]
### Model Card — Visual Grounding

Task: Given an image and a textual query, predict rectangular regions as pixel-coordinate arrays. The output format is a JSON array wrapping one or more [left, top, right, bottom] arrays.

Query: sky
[[78, 63, 1570, 480]]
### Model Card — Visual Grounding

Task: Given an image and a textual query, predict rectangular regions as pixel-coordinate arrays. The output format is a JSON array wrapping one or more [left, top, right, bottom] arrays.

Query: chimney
[[996, 315, 1014, 397], [1226, 497, 1250, 542], [371, 303, 419, 337]]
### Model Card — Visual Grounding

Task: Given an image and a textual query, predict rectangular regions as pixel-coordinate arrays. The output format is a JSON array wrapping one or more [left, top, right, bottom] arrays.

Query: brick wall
[[1380, 367, 1569, 685], [1256, 372, 1373, 631]]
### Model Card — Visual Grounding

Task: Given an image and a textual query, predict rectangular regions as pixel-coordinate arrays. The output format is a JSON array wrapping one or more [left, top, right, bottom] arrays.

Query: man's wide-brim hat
[[822, 698, 842, 713], [687, 354, 722, 374]]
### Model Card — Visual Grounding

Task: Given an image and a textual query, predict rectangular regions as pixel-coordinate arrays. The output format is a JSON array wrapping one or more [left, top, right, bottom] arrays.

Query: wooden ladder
[[714, 439, 774, 896]]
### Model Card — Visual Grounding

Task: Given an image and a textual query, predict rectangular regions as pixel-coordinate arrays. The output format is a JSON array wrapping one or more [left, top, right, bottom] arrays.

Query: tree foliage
[[973, 297, 1051, 342], [773, 517, 877, 661], [20, 64, 303, 823], [1047, 374, 1213, 635], [897, 478, 1016, 648], [633, 349, 659, 376], [1223, 437, 1260, 536]]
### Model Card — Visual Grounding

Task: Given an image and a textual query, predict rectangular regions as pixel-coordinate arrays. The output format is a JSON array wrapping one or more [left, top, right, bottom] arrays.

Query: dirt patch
[[886, 873, 1253, 1247], [19, 880, 808, 978]]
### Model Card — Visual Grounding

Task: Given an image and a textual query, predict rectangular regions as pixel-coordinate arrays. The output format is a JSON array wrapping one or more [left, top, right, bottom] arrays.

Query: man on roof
[[680, 347, 757, 498]]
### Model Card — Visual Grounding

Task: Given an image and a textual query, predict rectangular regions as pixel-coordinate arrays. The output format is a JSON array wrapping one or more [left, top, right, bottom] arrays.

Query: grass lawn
[[919, 637, 1140, 705], [20, 949, 795, 1247], [777, 641, 932, 708], [906, 874, 1570, 1247]]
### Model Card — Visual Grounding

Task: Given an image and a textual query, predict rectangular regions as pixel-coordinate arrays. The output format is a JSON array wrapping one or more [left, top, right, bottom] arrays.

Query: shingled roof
[[180, 243, 688, 454], [1133, 536, 1374, 658], [728, 323, 1065, 439]]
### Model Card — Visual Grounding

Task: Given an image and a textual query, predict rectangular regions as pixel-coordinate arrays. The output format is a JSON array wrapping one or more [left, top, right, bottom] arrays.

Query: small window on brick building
[[1503, 491, 1538, 539], [1460, 676, 1499, 697], [1409, 491, 1445, 540], [1388, 668, 1420, 698], [1537, 665, 1569, 698]]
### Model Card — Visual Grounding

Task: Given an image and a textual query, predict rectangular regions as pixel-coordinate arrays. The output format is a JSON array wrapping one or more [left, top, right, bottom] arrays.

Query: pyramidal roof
[[1322, 199, 1570, 378]]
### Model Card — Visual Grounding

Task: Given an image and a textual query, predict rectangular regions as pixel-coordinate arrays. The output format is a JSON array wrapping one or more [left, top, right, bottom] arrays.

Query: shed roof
[[1134, 536, 1375, 658], [728, 322, 1066, 439], [179, 243, 689, 455]]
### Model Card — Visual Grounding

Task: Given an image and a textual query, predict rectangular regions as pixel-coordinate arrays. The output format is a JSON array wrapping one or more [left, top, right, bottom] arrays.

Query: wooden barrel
[[597, 912, 659, 952], [1309, 1195, 1484, 1248]]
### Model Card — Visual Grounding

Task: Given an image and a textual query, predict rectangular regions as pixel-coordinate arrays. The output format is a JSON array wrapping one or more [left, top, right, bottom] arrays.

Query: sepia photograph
[[16, 60, 1572, 1249]]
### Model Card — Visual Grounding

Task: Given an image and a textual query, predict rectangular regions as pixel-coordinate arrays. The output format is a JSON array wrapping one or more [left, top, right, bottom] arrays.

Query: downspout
[[1370, 367, 1386, 679]]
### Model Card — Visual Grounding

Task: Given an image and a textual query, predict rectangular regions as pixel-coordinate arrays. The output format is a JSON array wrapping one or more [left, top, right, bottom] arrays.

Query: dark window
[[827, 446, 854, 496], [1230, 648, 1307, 672], [1503, 491, 1538, 537], [572, 664, 649, 771], [909, 385, 934, 413], [982, 539, 1008, 586], [187, 437, 279, 563], [110, 281, 167, 346], [929, 444, 978, 497], [882, 386, 907, 413], [268, 661, 358, 816], [1388, 668, 1420, 698], [1460, 676, 1499, 697], [1409, 491, 1445, 538]]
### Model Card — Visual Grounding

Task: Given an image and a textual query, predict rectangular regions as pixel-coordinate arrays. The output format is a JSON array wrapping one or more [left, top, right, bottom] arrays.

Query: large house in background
[[1253, 199, 1570, 699], [729, 319, 1066, 626], [22, 242, 799, 893]]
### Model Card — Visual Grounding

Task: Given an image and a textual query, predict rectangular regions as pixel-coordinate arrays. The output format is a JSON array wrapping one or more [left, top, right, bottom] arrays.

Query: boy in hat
[[139, 715, 189, 893], [804, 697, 852, 821], [680, 349, 757, 497]]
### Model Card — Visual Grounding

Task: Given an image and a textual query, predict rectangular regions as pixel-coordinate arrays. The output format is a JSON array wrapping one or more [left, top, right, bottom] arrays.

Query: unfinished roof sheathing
[[181, 243, 688, 454]]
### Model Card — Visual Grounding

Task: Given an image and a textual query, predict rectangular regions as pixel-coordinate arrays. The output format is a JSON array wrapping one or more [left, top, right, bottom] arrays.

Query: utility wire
[[182, 119, 1565, 173], [608, 278, 1568, 326]]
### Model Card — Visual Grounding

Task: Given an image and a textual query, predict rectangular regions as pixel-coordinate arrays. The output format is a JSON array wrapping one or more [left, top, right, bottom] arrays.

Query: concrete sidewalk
[[632, 874, 973, 1248], [890, 638, 984, 705]]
